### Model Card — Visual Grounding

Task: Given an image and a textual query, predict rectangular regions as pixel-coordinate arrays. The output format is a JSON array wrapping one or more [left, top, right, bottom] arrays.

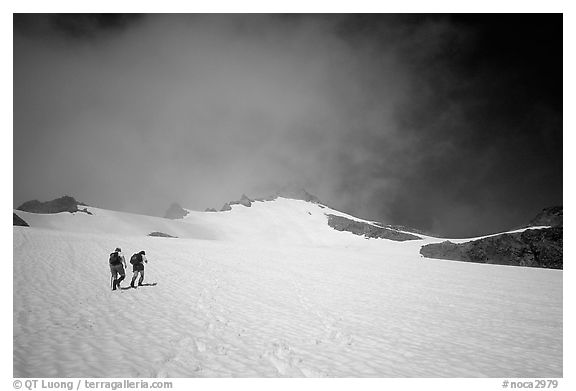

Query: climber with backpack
[[109, 247, 127, 291], [130, 250, 148, 288]]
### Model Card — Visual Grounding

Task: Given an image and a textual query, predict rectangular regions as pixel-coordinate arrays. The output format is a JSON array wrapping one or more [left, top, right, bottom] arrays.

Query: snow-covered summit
[[181, 196, 419, 246], [15, 193, 423, 246], [14, 194, 551, 249]]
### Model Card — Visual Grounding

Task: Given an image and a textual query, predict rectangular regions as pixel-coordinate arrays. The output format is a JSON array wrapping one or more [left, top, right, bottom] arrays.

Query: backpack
[[130, 253, 142, 265], [109, 252, 121, 266]]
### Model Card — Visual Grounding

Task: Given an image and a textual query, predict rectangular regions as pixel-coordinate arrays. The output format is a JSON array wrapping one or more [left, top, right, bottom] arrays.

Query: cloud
[[13, 14, 562, 237], [14, 16, 405, 205]]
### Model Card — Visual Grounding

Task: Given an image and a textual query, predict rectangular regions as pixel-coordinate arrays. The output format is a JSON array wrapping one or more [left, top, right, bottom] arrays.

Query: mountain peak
[[220, 194, 254, 211], [218, 189, 321, 212], [275, 188, 321, 203], [250, 187, 321, 204]]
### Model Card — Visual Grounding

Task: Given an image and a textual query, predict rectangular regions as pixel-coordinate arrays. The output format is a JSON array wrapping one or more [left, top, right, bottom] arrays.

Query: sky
[[13, 14, 563, 237]]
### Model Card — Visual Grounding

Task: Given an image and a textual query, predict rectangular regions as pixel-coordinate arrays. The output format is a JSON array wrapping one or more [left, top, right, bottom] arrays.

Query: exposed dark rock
[[78, 207, 93, 215], [420, 241, 463, 261], [380, 224, 431, 237], [255, 194, 278, 202], [205, 208, 217, 212], [13, 213, 29, 227], [529, 206, 562, 227], [164, 203, 189, 219], [420, 227, 562, 269], [238, 194, 253, 207], [253, 188, 322, 204], [17, 196, 89, 214], [148, 231, 177, 238], [276, 188, 321, 203], [220, 194, 254, 211], [215, 188, 322, 211], [327, 214, 422, 241], [224, 194, 253, 208]]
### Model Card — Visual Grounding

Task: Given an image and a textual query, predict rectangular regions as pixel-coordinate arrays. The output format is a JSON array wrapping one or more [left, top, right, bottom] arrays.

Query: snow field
[[13, 224, 562, 377]]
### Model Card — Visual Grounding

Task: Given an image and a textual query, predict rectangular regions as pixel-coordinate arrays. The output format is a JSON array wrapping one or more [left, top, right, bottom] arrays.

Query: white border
[[5, 3, 572, 391]]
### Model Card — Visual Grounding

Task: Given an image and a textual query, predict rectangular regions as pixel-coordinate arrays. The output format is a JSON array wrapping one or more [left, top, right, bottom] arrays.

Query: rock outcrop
[[237, 194, 253, 207], [327, 214, 422, 241], [220, 194, 254, 211], [148, 231, 177, 238], [275, 188, 321, 203], [13, 213, 29, 227], [420, 206, 563, 269], [164, 203, 189, 219], [420, 227, 562, 269], [379, 223, 431, 237], [251, 188, 322, 204], [17, 196, 91, 214], [215, 189, 321, 212]]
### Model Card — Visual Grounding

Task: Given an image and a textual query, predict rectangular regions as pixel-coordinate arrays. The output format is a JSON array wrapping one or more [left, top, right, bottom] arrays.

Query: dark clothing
[[131, 271, 144, 287], [130, 253, 148, 287], [110, 264, 126, 290], [110, 263, 126, 278], [130, 253, 147, 272], [109, 252, 122, 266]]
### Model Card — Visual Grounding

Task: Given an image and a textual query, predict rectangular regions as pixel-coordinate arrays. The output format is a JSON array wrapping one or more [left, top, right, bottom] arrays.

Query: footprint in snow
[[262, 341, 305, 377], [194, 338, 207, 353]]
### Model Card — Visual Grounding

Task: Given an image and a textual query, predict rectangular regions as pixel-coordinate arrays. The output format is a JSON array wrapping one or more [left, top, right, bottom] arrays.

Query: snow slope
[[14, 198, 434, 245], [13, 198, 562, 377], [14, 207, 218, 240]]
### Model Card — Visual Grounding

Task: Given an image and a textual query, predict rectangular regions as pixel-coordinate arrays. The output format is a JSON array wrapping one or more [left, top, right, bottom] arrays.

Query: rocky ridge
[[17, 196, 92, 215], [327, 214, 422, 242], [220, 194, 254, 211], [420, 206, 563, 269]]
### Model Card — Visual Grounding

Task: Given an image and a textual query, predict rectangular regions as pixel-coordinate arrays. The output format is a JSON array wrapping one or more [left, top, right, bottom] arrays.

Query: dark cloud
[[13, 14, 562, 237], [15, 14, 143, 39], [378, 15, 563, 236]]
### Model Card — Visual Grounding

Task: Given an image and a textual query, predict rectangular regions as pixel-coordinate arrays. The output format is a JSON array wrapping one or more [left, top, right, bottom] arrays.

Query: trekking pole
[[110, 275, 113, 290]]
